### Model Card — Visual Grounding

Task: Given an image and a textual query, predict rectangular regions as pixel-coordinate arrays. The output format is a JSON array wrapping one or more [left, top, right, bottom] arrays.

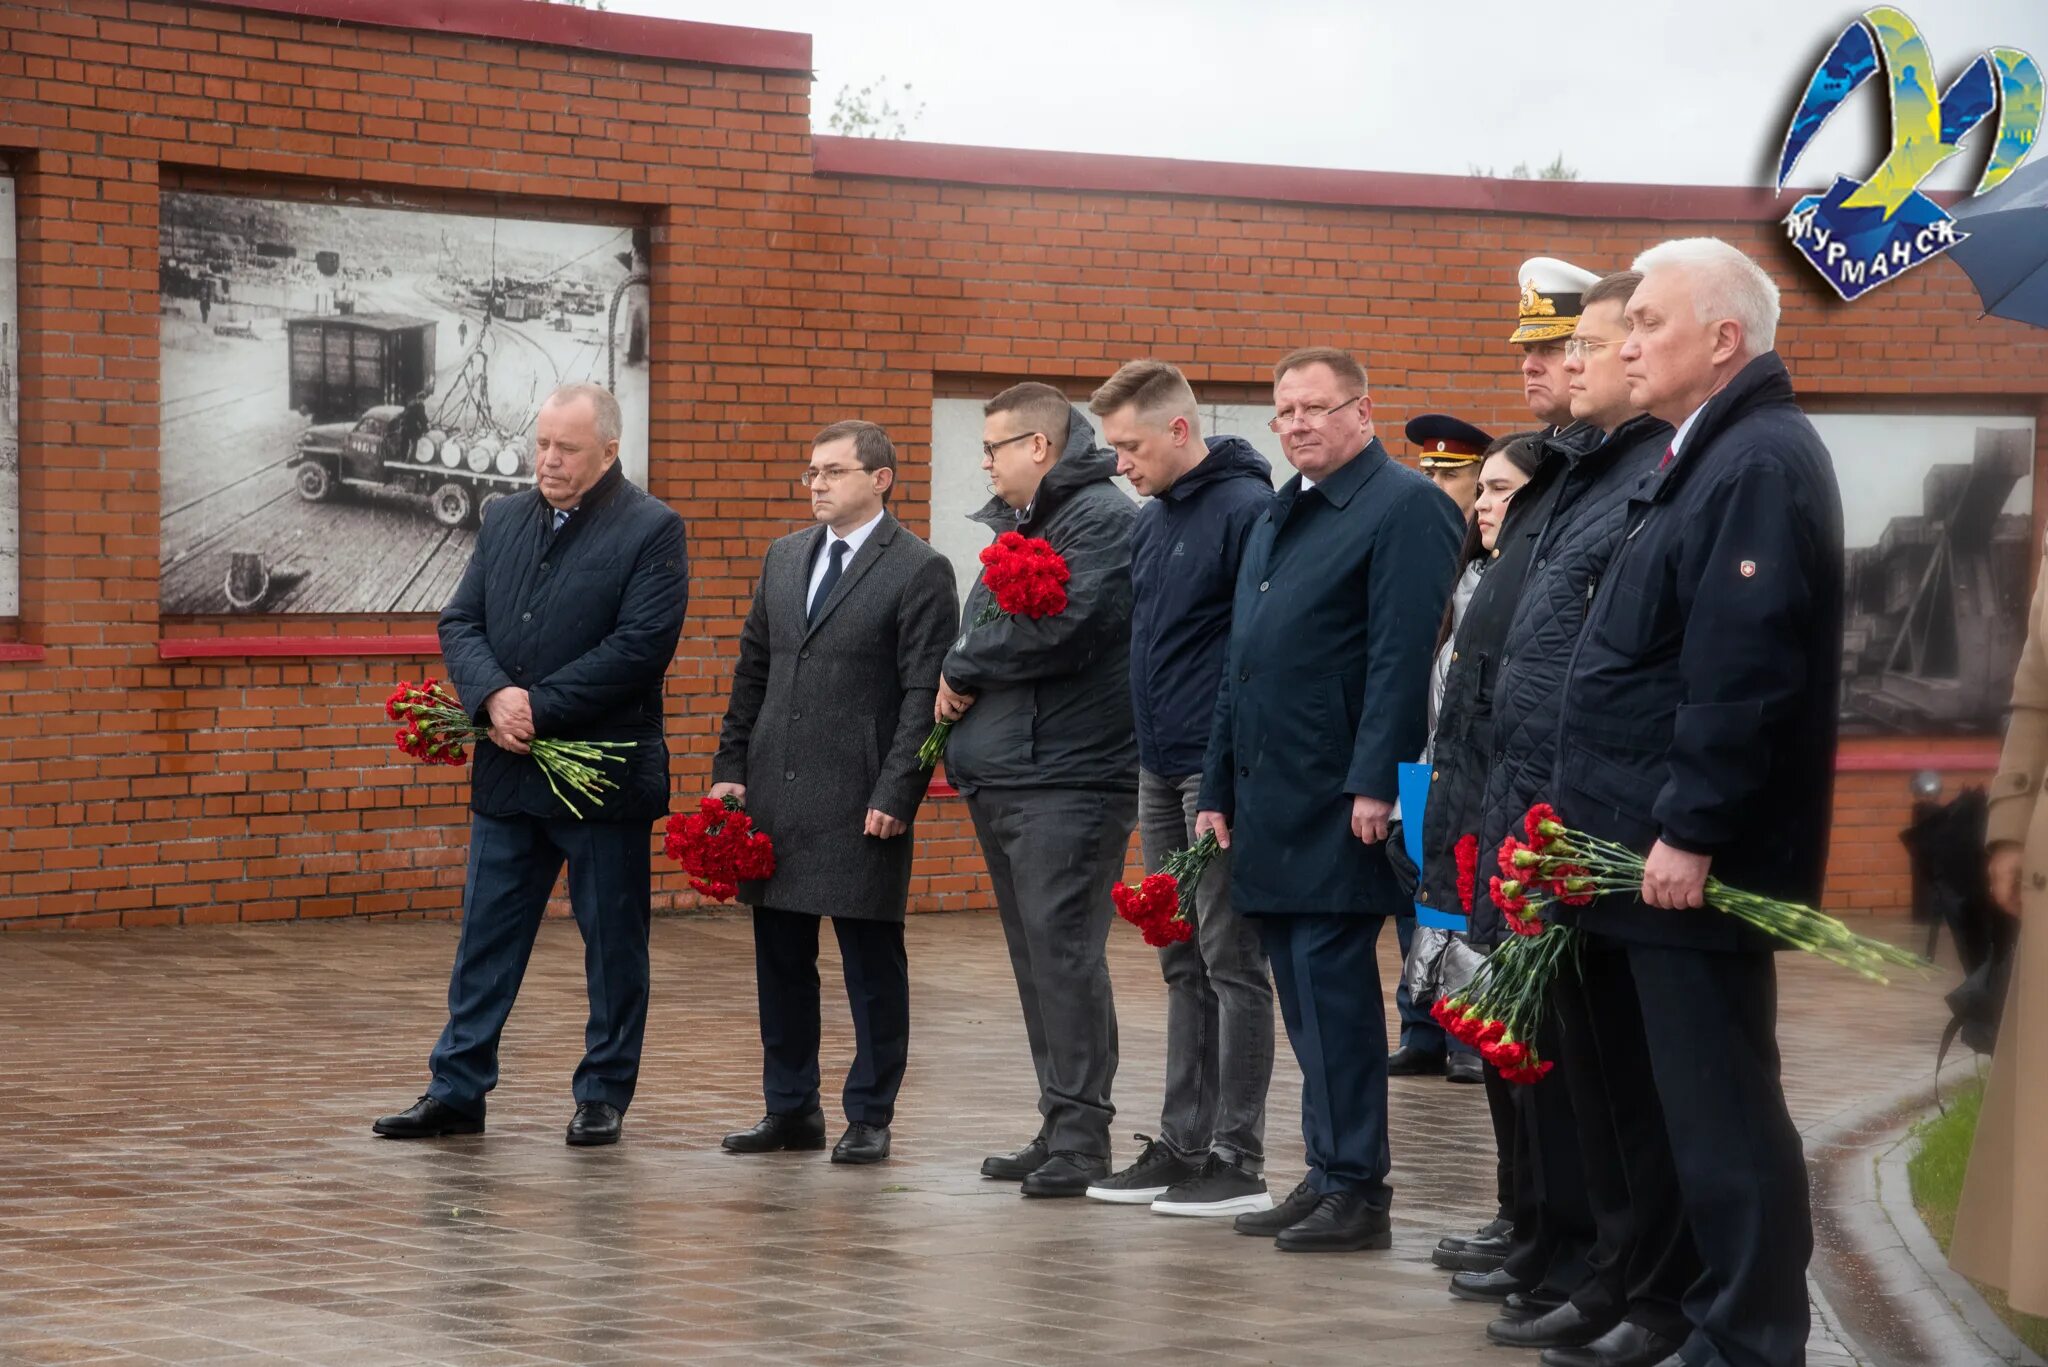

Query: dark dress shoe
[[980, 1137, 1049, 1180], [1539, 1321, 1685, 1367], [372, 1096, 483, 1139], [1436, 1215, 1513, 1253], [1487, 1301, 1616, 1349], [1386, 1045, 1447, 1076], [1448, 1267, 1531, 1303], [722, 1109, 827, 1154], [1446, 1052, 1486, 1084], [1430, 1229, 1512, 1270], [831, 1122, 891, 1165], [1273, 1189, 1392, 1252], [566, 1101, 622, 1147], [1502, 1289, 1570, 1322], [1235, 1179, 1320, 1235], [1019, 1151, 1108, 1197]]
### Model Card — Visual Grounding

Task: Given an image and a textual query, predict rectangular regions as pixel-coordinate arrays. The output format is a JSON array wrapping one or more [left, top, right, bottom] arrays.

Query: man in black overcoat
[[711, 421, 959, 1165], [374, 382, 689, 1148], [1554, 237, 1844, 1367], [1195, 347, 1462, 1252]]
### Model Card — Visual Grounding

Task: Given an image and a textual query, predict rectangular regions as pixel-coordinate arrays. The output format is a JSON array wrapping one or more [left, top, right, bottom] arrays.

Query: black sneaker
[[1150, 1153, 1274, 1218], [1085, 1134, 1201, 1204]]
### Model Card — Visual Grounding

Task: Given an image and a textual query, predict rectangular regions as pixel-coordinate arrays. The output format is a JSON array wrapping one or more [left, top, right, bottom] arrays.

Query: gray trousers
[[966, 785, 1138, 1159], [1140, 769, 1275, 1172]]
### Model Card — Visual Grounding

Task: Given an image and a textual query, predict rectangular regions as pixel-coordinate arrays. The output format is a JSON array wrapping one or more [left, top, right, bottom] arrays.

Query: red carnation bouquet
[[663, 793, 777, 903], [384, 679, 633, 818], [1111, 831, 1221, 948], [1432, 802, 1928, 1086], [918, 531, 1071, 769]]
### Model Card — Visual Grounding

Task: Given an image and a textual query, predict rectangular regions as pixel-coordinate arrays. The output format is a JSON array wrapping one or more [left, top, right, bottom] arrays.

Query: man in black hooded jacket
[[940, 382, 1140, 1200]]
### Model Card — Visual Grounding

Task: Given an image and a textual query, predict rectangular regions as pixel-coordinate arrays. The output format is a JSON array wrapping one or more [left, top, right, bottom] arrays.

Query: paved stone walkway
[[0, 912, 1951, 1366]]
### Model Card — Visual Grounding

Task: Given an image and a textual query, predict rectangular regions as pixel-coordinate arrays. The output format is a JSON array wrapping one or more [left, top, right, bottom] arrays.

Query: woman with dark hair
[[1409, 432, 1548, 1057], [1395, 432, 1547, 1262]]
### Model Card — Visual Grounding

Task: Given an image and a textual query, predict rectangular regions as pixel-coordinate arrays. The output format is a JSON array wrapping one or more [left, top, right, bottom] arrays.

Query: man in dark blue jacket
[[374, 382, 688, 1149], [1080, 359, 1277, 1219], [1196, 348, 1462, 1252], [1555, 239, 1844, 1367]]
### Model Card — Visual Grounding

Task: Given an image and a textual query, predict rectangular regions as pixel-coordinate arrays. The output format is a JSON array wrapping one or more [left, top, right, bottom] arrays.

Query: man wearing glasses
[[711, 420, 959, 1165], [1195, 348, 1462, 1251], [1474, 275, 1696, 1367], [941, 382, 1140, 1198]]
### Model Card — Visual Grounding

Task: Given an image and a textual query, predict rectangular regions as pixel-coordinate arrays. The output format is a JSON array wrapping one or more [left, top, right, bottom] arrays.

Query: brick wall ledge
[[0, 643, 45, 662], [156, 634, 444, 660], [812, 136, 1799, 222], [1836, 746, 2000, 774], [211, 0, 813, 73]]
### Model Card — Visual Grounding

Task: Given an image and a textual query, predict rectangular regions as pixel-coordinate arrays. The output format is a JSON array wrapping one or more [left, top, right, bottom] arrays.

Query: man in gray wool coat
[[712, 419, 960, 1165]]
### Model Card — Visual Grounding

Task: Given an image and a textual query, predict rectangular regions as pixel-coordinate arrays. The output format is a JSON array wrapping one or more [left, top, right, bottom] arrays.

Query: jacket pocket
[[1558, 739, 1662, 848]]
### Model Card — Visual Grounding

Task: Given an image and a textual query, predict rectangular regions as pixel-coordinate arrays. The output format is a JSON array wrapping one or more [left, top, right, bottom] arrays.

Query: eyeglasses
[[1564, 337, 1624, 359], [981, 431, 1038, 460], [797, 465, 866, 488], [1268, 395, 1363, 433]]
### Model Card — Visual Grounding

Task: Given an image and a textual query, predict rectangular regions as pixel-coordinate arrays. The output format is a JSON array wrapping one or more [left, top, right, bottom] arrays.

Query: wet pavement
[[0, 912, 1952, 1365]]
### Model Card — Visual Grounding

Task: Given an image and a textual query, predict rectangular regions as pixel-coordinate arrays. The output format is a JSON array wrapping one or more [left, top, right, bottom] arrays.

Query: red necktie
[[1659, 443, 1675, 470]]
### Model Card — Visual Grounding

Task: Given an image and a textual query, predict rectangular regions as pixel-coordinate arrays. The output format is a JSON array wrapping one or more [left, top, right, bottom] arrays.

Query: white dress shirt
[[1669, 404, 1707, 460], [807, 509, 885, 614]]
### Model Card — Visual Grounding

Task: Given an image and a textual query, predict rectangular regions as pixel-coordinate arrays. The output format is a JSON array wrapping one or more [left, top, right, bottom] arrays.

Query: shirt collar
[[1670, 404, 1707, 458], [827, 508, 886, 558]]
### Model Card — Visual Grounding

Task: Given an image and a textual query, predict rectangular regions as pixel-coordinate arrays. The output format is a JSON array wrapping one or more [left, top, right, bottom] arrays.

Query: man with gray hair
[[1551, 238, 1843, 1367], [374, 381, 689, 1149]]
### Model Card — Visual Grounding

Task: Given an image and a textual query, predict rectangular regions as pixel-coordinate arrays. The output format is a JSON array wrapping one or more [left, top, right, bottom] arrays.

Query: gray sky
[[617, 0, 2039, 189]]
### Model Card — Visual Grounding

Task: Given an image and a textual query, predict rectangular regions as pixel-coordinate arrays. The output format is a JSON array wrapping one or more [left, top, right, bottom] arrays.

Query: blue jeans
[[427, 812, 653, 1114], [1140, 769, 1275, 1173]]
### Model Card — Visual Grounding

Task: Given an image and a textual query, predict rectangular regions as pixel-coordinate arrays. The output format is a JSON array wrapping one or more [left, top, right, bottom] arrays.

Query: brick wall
[[1, 0, 2041, 928]]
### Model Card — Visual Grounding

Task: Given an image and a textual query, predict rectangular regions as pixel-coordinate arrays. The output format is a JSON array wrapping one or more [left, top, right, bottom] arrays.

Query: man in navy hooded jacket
[[1081, 360, 1278, 1220]]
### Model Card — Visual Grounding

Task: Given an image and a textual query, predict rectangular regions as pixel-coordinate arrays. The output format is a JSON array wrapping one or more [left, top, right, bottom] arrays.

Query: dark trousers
[[1497, 1009, 1596, 1296], [1259, 914, 1391, 1202], [966, 786, 1137, 1158], [1630, 944, 1811, 1367], [752, 905, 909, 1127], [428, 812, 652, 1114], [1553, 939, 1699, 1341], [1392, 910, 1476, 1058]]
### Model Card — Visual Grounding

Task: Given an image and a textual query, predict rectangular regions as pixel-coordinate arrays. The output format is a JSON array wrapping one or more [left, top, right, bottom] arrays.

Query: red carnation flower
[[1525, 802, 1565, 848], [1454, 833, 1479, 914]]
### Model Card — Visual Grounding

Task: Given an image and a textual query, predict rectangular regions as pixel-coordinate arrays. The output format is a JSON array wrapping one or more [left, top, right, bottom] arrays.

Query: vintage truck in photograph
[[282, 313, 534, 527]]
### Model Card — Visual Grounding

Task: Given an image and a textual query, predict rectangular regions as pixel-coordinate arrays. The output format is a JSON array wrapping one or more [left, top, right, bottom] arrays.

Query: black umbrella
[[1948, 159, 2048, 329]]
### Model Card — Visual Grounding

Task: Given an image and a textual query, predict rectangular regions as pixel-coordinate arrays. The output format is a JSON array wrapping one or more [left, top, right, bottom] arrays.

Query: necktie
[[1659, 443, 1675, 470], [551, 507, 570, 533], [809, 539, 847, 625]]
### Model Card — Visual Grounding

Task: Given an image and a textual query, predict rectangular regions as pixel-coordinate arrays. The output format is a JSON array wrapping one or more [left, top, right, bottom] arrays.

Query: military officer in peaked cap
[[1406, 413, 1495, 520], [1427, 256, 1608, 1314], [1512, 257, 1602, 434]]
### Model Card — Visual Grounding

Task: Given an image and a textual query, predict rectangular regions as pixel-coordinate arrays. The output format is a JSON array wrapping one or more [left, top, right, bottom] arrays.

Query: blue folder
[[1398, 761, 1469, 932]]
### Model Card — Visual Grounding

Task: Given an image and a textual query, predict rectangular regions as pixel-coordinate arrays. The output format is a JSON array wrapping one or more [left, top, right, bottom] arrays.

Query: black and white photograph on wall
[[1810, 413, 2038, 737], [1, 174, 18, 618], [158, 192, 651, 615]]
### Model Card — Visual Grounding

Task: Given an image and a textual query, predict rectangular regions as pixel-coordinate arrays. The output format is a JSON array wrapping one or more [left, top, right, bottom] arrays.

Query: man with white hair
[[374, 382, 689, 1149], [1551, 238, 1844, 1367]]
